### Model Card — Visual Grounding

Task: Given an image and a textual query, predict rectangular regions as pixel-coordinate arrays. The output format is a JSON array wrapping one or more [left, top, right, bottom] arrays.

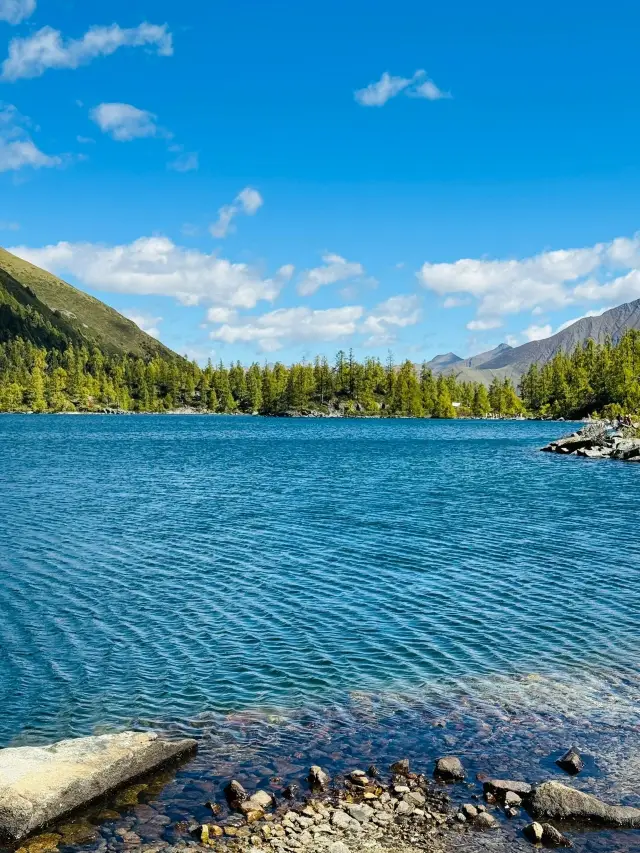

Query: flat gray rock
[[529, 781, 640, 827], [0, 731, 196, 841]]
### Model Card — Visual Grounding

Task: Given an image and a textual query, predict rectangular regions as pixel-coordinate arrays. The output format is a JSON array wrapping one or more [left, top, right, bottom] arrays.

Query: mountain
[[435, 299, 640, 387], [479, 300, 640, 375], [0, 247, 176, 359], [423, 351, 463, 372], [455, 342, 513, 370]]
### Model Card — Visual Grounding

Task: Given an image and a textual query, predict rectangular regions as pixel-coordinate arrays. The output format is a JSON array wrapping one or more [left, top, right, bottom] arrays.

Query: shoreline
[[7, 739, 638, 853], [0, 409, 588, 423]]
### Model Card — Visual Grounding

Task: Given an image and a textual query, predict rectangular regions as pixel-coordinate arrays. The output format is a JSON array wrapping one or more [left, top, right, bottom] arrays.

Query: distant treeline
[[3, 332, 638, 418], [520, 329, 640, 419], [0, 338, 523, 417]]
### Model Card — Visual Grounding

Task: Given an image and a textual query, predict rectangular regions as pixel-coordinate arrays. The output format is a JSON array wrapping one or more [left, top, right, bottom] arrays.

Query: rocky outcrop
[[540, 424, 640, 461], [529, 781, 640, 827], [0, 732, 196, 842]]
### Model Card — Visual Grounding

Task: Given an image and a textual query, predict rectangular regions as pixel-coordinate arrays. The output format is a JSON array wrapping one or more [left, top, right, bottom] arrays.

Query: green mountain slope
[[0, 247, 176, 359]]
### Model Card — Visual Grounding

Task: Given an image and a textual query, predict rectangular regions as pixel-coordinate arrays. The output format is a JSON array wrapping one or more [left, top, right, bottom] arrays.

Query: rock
[[308, 766, 330, 792], [225, 780, 248, 810], [462, 804, 478, 819], [434, 756, 465, 782], [483, 778, 532, 799], [244, 790, 273, 811], [505, 807, 519, 818], [244, 809, 265, 824], [541, 823, 573, 847], [0, 732, 196, 842], [346, 804, 374, 823], [395, 801, 413, 816], [282, 784, 299, 800], [555, 748, 584, 776], [529, 781, 640, 827], [475, 811, 498, 830], [505, 791, 522, 807], [610, 439, 640, 460], [330, 810, 353, 831], [389, 759, 410, 776], [523, 822, 544, 843], [367, 765, 380, 779], [329, 843, 349, 853]]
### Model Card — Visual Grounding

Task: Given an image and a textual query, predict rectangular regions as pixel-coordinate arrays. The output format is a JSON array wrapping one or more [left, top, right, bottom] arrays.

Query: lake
[[1, 415, 639, 851]]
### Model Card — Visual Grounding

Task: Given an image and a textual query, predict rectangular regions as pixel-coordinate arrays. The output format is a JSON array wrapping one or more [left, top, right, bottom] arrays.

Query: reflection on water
[[1, 416, 640, 852]]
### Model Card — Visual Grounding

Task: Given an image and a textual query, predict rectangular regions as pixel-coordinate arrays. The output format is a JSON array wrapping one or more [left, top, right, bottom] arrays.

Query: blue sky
[[2, 0, 640, 364]]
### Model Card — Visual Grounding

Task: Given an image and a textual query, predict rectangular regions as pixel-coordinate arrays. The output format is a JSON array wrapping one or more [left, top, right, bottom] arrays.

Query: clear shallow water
[[1, 416, 640, 850]]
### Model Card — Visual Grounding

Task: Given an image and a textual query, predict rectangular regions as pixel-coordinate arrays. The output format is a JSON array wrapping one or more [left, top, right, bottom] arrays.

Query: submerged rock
[[540, 823, 573, 847], [389, 759, 410, 776], [0, 731, 196, 842], [433, 756, 465, 781], [556, 747, 584, 776], [529, 781, 640, 827]]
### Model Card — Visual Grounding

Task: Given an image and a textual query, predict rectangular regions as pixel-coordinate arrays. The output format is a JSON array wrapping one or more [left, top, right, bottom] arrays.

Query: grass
[[0, 248, 177, 359]]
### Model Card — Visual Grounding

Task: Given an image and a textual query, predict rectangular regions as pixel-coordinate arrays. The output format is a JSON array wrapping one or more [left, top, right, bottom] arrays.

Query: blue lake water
[[1, 415, 640, 850]]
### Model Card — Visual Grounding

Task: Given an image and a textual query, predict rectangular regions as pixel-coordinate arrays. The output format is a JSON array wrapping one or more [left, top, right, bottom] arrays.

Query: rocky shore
[[9, 739, 640, 853], [540, 422, 640, 461]]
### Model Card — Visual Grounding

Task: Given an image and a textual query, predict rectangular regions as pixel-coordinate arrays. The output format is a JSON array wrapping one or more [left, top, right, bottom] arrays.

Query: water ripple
[[1, 417, 640, 803]]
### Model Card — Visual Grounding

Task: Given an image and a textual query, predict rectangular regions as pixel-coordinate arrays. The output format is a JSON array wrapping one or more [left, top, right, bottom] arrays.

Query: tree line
[[0, 338, 525, 417], [520, 329, 640, 419]]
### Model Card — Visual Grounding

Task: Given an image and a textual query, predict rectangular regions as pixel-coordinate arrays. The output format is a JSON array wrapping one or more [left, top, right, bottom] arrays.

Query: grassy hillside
[[0, 248, 176, 359]]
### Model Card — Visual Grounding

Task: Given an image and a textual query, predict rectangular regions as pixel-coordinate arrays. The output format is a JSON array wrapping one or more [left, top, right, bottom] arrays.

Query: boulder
[[555, 748, 583, 776], [389, 759, 410, 776], [483, 779, 532, 799], [523, 821, 544, 843], [541, 823, 573, 847], [308, 766, 330, 792], [610, 439, 640, 460], [224, 780, 248, 810], [505, 791, 522, 807], [0, 732, 196, 842], [529, 781, 640, 827], [433, 756, 465, 782], [475, 811, 498, 830]]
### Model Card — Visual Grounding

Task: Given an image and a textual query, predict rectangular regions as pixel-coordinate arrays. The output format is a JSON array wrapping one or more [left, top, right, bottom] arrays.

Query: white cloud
[[354, 70, 425, 106], [418, 234, 640, 322], [76, 135, 95, 144], [90, 102, 160, 142], [210, 187, 263, 238], [8, 237, 291, 309], [354, 69, 450, 106], [505, 335, 519, 347], [1, 22, 173, 82], [210, 305, 364, 352], [443, 296, 469, 308], [0, 0, 35, 25], [409, 79, 452, 101], [0, 102, 64, 172], [206, 306, 236, 324], [168, 150, 198, 172], [466, 318, 502, 331], [297, 253, 364, 296], [124, 311, 162, 339], [362, 294, 421, 345], [0, 220, 19, 230], [523, 324, 552, 342]]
